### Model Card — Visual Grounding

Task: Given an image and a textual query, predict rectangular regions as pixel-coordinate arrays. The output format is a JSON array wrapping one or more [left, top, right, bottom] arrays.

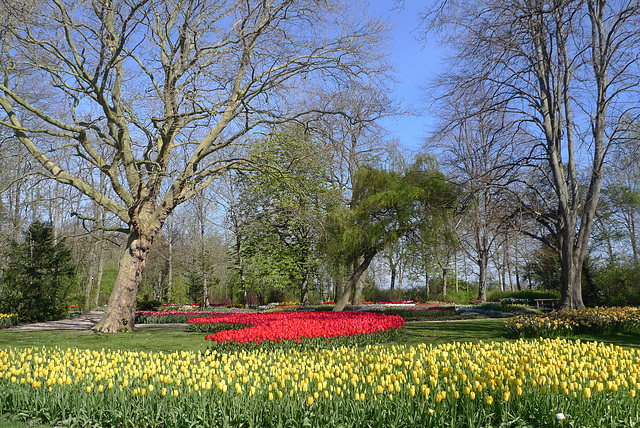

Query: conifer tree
[[0, 221, 76, 322]]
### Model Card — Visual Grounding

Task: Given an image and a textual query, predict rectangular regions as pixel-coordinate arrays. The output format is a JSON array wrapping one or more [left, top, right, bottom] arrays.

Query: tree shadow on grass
[[404, 319, 506, 346], [404, 319, 640, 350]]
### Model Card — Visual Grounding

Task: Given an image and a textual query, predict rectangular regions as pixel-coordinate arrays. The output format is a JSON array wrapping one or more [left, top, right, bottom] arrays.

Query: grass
[[2, 318, 640, 352], [0, 326, 209, 353], [404, 319, 508, 346]]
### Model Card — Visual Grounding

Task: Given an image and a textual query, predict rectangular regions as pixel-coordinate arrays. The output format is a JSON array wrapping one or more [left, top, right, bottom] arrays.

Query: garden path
[[8, 311, 104, 331]]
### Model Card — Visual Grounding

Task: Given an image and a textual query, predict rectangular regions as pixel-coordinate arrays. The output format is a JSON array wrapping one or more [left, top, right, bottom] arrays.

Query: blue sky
[[368, 1, 444, 153]]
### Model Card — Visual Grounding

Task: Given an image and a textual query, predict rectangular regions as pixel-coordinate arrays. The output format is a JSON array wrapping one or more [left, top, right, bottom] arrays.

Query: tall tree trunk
[[454, 254, 458, 293], [300, 270, 309, 304], [352, 256, 364, 305], [333, 276, 343, 303], [93, 230, 153, 332], [425, 271, 430, 296], [334, 251, 376, 311], [630, 214, 638, 267], [92, 240, 105, 308], [442, 267, 448, 299], [167, 233, 173, 304], [236, 234, 248, 308], [390, 266, 396, 290], [203, 275, 209, 307], [353, 278, 363, 305], [477, 249, 488, 302], [84, 243, 97, 312]]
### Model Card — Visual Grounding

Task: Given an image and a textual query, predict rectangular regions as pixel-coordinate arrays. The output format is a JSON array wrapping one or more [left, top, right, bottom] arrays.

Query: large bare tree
[[428, 85, 522, 302], [424, 0, 640, 309], [0, 0, 391, 331]]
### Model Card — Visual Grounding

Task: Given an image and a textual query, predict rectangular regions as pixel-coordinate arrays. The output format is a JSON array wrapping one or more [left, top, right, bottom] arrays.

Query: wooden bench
[[533, 298, 559, 312]]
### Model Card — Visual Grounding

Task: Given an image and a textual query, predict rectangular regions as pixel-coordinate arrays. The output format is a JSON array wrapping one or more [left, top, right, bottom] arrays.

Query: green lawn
[[1, 319, 640, 352], [0, 326, 210, 353]]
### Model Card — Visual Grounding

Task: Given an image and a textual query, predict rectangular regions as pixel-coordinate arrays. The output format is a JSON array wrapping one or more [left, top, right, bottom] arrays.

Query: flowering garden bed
[[0, 313, 18, 329], [504, 306, 640, 338], [187, 311, 405, 350], [1, 338, 639, 427]]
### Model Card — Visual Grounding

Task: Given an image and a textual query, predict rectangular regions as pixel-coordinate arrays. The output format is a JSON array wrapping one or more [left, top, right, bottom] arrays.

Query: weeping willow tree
[[326, 156, 458, 311]]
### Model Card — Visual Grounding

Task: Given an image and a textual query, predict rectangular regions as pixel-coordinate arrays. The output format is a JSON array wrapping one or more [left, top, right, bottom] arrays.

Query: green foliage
[[587, 263, 640, 306], [485, 289, 560, 303], [377, 307, 457, 321], [0, 222, 76, 323], [362, 282, 404, 303], [325, 157, 457, 271], [235, 126, 340, 302], [522, 245, 562, 290], [136, 298, 163, 312]]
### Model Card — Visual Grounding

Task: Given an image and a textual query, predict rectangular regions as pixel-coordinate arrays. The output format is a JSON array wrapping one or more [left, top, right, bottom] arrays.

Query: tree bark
[[442, 268, 447, 299], [236, 234, 248, 308], [631, 214, 638, 267], [92, 240, 105, 308], [300, 270, 309, 304], [167, 233, 173, 304], [454, 254, 458, 293], [425, 271, 431, 296], [84, 242, 98, 312], [334, 251, 376, 311], [477, 249, 488, 302], [93, 230, 153, 332]]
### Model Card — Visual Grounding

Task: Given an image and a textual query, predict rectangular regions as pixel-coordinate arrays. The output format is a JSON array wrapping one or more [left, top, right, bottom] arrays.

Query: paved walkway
[[6, 312, 187, 331], [8, 311, 105, 331]]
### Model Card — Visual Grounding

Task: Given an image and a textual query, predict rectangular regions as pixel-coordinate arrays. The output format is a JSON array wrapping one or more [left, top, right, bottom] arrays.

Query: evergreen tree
[[0, 221, 76, 322]]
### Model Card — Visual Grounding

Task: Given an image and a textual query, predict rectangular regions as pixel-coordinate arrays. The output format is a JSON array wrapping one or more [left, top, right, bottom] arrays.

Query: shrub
[[136, 298, 163, 312], [486, 289, 560, 303]]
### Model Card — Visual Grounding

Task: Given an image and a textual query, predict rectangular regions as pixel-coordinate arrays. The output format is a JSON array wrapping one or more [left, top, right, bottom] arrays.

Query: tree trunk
[[84, 242, 97, 312], [333, 276, 343, 303], [425, 271, 430, 296], [390, 266, 396, 290], [203, 275, 209, 307], [454, 254, 458, 293], [630, 214, 638, 267], [442, 268, 447, 299], [300, 270, 309, 304], [477, 250, 488, 302], [93, 230, 153, 332], [558, 240, 585, 310], [236, 234, 248, 308], [334, 251, 376, 311], [167, 234, 173, 304], [92, 240, 105, 308], [353, 278, 363, 305], [352, 256, 364, 305]]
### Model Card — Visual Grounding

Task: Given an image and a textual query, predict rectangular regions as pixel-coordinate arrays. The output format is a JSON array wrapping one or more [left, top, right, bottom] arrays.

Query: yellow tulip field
[[0, 337, 639, 426]]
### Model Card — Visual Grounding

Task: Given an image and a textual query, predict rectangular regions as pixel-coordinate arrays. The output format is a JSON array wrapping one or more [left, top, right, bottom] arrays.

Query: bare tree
[[428, 84, 521, 302], [423, 0, 640, 309], [0, 0, 391, 331]]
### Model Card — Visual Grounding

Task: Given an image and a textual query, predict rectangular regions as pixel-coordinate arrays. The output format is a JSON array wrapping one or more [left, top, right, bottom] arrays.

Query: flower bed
[[1, 338, 639, 427], [187, 311, 405, 349], [504, 306, 640, 338], [0, 313, 18, 329]]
